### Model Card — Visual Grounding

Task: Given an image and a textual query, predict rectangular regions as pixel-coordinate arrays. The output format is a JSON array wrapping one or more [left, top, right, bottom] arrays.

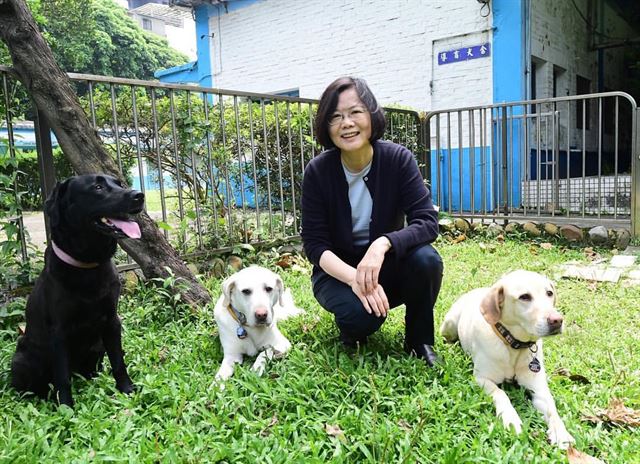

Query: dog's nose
[[255, 307, 268, 323], [132, 191, 145, 204], [547, 312, 564, 331]]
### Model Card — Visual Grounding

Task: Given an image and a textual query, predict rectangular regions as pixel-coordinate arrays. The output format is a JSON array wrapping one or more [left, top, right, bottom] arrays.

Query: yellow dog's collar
[[227, 304, 248, 339]]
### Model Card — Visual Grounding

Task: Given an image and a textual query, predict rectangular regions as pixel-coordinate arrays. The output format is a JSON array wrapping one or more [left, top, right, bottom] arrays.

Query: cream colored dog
[[213, 266, 303, 382], [440, 270, 575, 449]]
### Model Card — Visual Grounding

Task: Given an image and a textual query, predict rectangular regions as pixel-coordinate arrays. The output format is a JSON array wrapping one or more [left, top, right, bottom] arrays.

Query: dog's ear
[[480, 284, 504, 325], [44, 179, 70, 228], [275, 275, 285, 306], [221, 275, 237, 308]]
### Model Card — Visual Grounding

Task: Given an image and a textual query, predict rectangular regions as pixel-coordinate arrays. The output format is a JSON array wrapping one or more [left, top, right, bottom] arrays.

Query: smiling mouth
[[95, 216, 141, 238], [341, 131, 359, 138], [548, 326, 563, 336]]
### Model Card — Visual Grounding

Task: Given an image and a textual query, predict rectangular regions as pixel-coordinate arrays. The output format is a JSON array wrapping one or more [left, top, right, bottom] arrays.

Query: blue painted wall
[[431, 0, 527, 213], [193, 4, 213, 88], [0, 127, 59, 152], [431, 147, 496, 213], [131, 166, 262, 209], [493, 0, 526, 103], [154, 61, 199, 84], [157, 0, 263, 87]]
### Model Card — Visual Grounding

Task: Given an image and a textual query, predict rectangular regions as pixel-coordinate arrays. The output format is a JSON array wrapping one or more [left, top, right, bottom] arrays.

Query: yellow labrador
[[440, 270, 575, 449], [213, 266, 303, 382]]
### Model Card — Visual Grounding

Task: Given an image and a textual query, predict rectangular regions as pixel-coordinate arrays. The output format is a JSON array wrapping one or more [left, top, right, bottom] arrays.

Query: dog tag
[[529, 357, 541, 373], [236, 326, 247, 339]]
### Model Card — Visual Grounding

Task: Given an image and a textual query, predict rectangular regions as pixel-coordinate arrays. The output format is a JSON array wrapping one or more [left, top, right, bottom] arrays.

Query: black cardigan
[[301, 140, 439, 274]]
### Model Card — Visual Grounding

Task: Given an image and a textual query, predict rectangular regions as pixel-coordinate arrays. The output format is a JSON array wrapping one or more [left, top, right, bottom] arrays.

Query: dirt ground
[[19, 212, 48, 250]]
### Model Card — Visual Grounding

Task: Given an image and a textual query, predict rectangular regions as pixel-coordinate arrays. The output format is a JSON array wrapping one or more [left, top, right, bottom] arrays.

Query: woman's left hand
[[356, 237, 392, 295]]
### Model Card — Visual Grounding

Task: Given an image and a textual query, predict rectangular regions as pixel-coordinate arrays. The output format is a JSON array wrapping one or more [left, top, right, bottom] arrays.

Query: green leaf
[[156, 221, 173, 231]]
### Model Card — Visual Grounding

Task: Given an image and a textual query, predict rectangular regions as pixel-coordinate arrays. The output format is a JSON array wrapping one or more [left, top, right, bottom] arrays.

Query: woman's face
[[328, 87, 372, 154]]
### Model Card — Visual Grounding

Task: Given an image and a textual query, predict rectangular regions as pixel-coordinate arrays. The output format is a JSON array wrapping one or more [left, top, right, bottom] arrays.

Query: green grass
[[1, 237, 639, 462], [143, 188, 179, 213]]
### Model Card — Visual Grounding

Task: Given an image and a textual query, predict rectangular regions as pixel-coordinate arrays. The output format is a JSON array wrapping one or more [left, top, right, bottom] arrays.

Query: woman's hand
[[350, 280, 389, 318], [356, 236, 392, 294]]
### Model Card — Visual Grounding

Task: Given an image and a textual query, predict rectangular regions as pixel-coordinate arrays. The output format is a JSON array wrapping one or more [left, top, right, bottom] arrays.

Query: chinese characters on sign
[[437, 43, 491, 65]]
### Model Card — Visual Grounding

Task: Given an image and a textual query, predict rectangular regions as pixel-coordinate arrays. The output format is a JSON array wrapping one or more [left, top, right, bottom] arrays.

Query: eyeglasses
[[328, 107, 369, 126]]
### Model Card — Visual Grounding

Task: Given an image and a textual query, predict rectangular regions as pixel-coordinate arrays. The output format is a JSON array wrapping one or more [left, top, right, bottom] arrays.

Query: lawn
[[0, 237, 638, 463]]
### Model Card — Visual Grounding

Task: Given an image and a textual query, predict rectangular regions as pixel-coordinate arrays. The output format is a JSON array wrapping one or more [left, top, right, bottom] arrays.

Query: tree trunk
[[0, 0, 210, 306]]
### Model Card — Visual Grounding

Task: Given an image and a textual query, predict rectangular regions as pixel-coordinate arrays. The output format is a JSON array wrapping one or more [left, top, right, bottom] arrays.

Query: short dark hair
[[314, 77, 386, 149]]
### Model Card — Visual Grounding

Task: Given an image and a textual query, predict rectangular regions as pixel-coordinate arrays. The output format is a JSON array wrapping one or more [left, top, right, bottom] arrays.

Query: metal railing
[[0, 68, 422, 263], [425, 92, 640, 235], [3, 65, 639, 271]]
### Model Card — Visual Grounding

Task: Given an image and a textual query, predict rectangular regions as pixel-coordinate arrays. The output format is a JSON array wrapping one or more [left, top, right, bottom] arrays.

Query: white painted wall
[[166, 20, 197, 60], [207, 0, 493, 111], [129, 12, 197, 61]]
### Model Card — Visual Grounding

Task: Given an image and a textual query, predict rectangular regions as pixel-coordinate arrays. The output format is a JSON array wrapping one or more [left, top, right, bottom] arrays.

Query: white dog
[[213, 266, 303, 382], [440, 270, 575, 449]]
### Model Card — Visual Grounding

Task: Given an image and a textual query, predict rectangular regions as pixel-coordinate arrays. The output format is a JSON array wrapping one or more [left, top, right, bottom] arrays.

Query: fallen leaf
[[496, 234, 504, 242], [553, 367, 590, 384], [583, 247, 601, 261], [260, 414, 278, 436], [276, 254, 294, 269], [325, 423, 347, 441], [540, 242, 553, 250], [158, 347, 169, 363], [567, 446, 606, 463], [582, 398, 640, 428], [397, 419, 412, 432], [452, 234, 466, 244]]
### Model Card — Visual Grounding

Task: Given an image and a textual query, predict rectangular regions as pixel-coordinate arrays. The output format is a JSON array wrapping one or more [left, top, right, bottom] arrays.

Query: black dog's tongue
[[106, 218, 141, 238]]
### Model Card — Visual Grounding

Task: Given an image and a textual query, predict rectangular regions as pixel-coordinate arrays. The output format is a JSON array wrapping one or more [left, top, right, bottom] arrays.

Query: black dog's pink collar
[[51, 241, 99, 269]]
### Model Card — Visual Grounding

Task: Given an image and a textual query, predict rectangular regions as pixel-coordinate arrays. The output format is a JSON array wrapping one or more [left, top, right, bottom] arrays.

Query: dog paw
[[117, 382, 136, 395], [500, 410, 523, 434], [547, 424, 575, 449], [251, 363, 266, 377], [58, 398, 75, 409], [211, 378, 226, 391], [56, 390, 74, 408]]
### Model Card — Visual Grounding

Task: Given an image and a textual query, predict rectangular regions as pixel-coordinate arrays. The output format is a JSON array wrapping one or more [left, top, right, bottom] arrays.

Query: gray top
[[342, 160, 373, 246]]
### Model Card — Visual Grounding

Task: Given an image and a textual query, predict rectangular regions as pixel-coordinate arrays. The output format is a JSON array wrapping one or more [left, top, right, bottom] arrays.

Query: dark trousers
[[312, 243, 443, 345]]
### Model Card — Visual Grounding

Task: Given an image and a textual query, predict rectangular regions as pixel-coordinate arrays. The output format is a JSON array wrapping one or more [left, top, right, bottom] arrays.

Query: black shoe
[[339, 331, 367, 349], [404, 342, 441, 367]]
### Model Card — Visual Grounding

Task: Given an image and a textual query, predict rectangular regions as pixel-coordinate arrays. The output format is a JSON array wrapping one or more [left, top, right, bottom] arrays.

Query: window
[[530, 58, 545, 114], [530, 61, 537, 113], [576, 75, 591, 130], [142, 18, 152, 31], [553, 65, 566, 97]]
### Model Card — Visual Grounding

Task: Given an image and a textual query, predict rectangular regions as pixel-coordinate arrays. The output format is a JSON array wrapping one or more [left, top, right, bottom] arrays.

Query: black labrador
[[10, 174, 144, 407]]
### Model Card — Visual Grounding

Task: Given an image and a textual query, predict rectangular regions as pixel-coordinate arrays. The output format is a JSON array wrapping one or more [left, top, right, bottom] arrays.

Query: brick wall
[[208, 0, 493, 110], [530, 0, 636, 152]]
